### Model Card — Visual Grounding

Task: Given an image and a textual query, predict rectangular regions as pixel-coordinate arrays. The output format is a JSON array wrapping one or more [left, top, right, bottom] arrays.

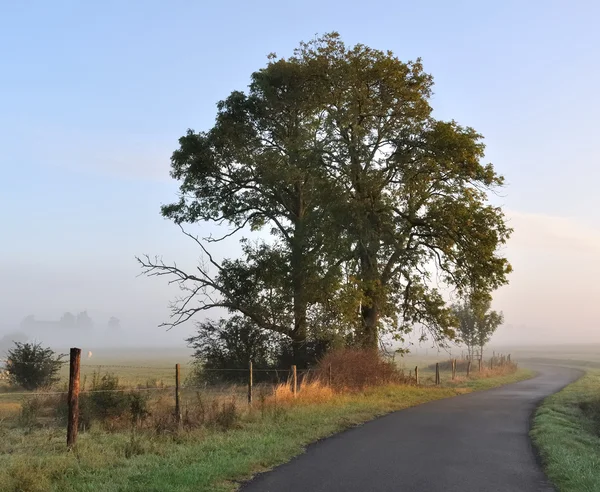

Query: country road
[[241, 365, 581, 492]]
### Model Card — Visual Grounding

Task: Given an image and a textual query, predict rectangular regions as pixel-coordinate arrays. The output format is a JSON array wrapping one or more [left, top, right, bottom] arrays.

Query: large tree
[[139, 53, 346, 367], [289, 34, 512, 347], [139, 33, 511, 360]]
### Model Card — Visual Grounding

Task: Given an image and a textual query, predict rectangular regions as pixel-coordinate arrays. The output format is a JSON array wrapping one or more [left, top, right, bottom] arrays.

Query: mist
[[2, 207, 600, 356]]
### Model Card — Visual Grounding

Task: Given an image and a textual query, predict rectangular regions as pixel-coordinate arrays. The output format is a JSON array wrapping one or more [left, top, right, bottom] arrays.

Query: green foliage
[[139, 32, 512, 359], [532, 371, 600, 492], [186, 317, 331, 384], [6, 342, 65, 390], [18, 396, 43, 430], [59, 372, 150, 429], [452, 295, 503, 358]]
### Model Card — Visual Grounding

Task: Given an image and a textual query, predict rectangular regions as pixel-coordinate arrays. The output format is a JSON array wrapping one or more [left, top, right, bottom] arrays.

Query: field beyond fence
[[0, 348, 518, 449]]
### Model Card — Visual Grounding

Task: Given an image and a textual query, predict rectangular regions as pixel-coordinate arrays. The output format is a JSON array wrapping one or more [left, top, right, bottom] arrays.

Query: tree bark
[[290, 185, 309, 368], [360, 302, 379, 349], [358, 247, 380, 350]]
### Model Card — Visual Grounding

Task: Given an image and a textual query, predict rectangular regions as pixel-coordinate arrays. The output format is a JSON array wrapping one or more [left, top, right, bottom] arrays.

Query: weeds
[[314, 349, 404, 389]]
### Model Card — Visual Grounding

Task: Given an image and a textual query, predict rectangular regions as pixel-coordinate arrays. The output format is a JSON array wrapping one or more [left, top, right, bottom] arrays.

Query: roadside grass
[[531, 370, 600, 492], [0, 368, 533, 492]]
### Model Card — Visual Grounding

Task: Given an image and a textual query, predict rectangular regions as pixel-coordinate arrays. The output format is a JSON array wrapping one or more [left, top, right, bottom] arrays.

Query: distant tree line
[[139, 33, 512, 368], [18, 312, 121, 332]]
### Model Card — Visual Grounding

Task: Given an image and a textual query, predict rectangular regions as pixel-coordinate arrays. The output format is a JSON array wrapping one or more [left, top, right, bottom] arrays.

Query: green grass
[[0, 368, 533, 492], [531, 370, 600, 492]]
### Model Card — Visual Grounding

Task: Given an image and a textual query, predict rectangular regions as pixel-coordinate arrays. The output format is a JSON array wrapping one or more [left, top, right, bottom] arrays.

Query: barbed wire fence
[[0, 348, 515, 449]]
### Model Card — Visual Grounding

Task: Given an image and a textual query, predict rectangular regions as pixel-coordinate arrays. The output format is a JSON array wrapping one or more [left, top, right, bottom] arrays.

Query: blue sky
[[1, 0, 599, 347]]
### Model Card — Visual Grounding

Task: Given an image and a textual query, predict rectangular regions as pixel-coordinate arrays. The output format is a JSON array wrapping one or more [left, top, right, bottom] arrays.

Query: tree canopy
[[139, 33, 512, 366]]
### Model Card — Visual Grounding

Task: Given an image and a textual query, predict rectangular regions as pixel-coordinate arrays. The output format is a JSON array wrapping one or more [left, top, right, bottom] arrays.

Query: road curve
[[241, 365, 581, 492]]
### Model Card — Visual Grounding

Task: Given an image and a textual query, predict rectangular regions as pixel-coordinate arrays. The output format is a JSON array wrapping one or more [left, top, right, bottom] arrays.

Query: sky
[[1, 0, 599, 349]]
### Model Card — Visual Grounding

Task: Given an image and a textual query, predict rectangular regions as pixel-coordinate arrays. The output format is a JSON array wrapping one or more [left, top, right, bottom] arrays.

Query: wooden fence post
[[67, 347, 81, 450], [508, 354, 511, 363], [292, 365, 297, 397], [175, 363, 182, 427], [435, 363, 440, 385], [479, 357, 482, 372], [415, 366, 419, 386], [490, 357, 494, 370], [451, 359, 456, 380], [248, 361, 253, 405], [328, 363, 332, 388], [467, 360, 471, 377]]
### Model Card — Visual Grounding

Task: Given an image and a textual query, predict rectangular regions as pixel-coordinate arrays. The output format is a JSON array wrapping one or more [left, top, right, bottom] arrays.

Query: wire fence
[[0, 350, 516, 450]]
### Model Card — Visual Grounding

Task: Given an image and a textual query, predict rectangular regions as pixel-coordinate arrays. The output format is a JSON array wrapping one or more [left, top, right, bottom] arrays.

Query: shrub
[[85, 372, 129, 422], [18, 397, 43, 430], [314, 348, 402, 390], [55, 371, 150, 430], [6, 342, 65, 390], [186, 316, 332, 385]]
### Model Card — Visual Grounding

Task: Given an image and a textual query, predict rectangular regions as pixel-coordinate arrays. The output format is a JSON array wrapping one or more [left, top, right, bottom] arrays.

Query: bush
[[314, 348, 402, 390], [55, 371, 150, 430], [18, 397, 43, 430], [6, 342, 65, 390], [186, 316, 333, 385]]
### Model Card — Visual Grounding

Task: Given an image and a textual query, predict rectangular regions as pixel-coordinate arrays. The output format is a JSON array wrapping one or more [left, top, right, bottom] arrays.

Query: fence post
[[175, 363, 182, 427], [435, 362, 440, 385], [328, 363, 332, 387], [67, 347, 81, 450], [490, 357, 494, 370], [248, 360, 253, 405], [508, 354, 511, 363], [415, 366, 419, 386], [291, 365, 297, 397], [479, 357, 482, 372], [451, 359, 456, 380], [467, 360, 471, 377]]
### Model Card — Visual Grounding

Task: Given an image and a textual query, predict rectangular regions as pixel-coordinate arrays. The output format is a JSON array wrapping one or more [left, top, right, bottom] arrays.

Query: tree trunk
[[291, 186, 309, 368], [358, 248, 380, 350], [291, 328, 308, 369], [359, 302, 379, 349]]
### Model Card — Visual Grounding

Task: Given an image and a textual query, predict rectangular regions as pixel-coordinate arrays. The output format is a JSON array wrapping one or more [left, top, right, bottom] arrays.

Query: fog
[[2, 207, 600, 356]]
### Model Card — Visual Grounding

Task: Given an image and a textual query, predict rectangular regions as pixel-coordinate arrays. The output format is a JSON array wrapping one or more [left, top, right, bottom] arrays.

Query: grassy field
[[531, 370, 600, 492], [0, 365, 532, 492]]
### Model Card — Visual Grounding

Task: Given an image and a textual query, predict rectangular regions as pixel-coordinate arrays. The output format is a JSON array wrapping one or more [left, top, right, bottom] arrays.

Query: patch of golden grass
[[0, 401, 21, 419], [270, 379, 335, 406]]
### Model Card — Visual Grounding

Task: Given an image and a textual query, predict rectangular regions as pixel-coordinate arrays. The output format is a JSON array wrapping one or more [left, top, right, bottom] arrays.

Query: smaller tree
[[6, 342, 66, 390], [108, 317, 121, 330], [453, 296, 503, 360], [186, 316, 286, 384]]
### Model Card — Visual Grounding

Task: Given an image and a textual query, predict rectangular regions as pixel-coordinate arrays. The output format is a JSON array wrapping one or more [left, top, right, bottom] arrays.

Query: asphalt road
[[241, 365, 581, 492]]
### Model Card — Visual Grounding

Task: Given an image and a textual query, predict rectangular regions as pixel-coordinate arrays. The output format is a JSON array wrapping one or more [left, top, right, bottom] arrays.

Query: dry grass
[[270, 379, 335, 406], [313, 348, 404, 389]]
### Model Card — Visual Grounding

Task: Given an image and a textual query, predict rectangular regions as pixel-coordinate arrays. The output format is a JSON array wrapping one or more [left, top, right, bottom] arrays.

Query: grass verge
[[1, 368, 533, 492], [531, 370, 600, 492]]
